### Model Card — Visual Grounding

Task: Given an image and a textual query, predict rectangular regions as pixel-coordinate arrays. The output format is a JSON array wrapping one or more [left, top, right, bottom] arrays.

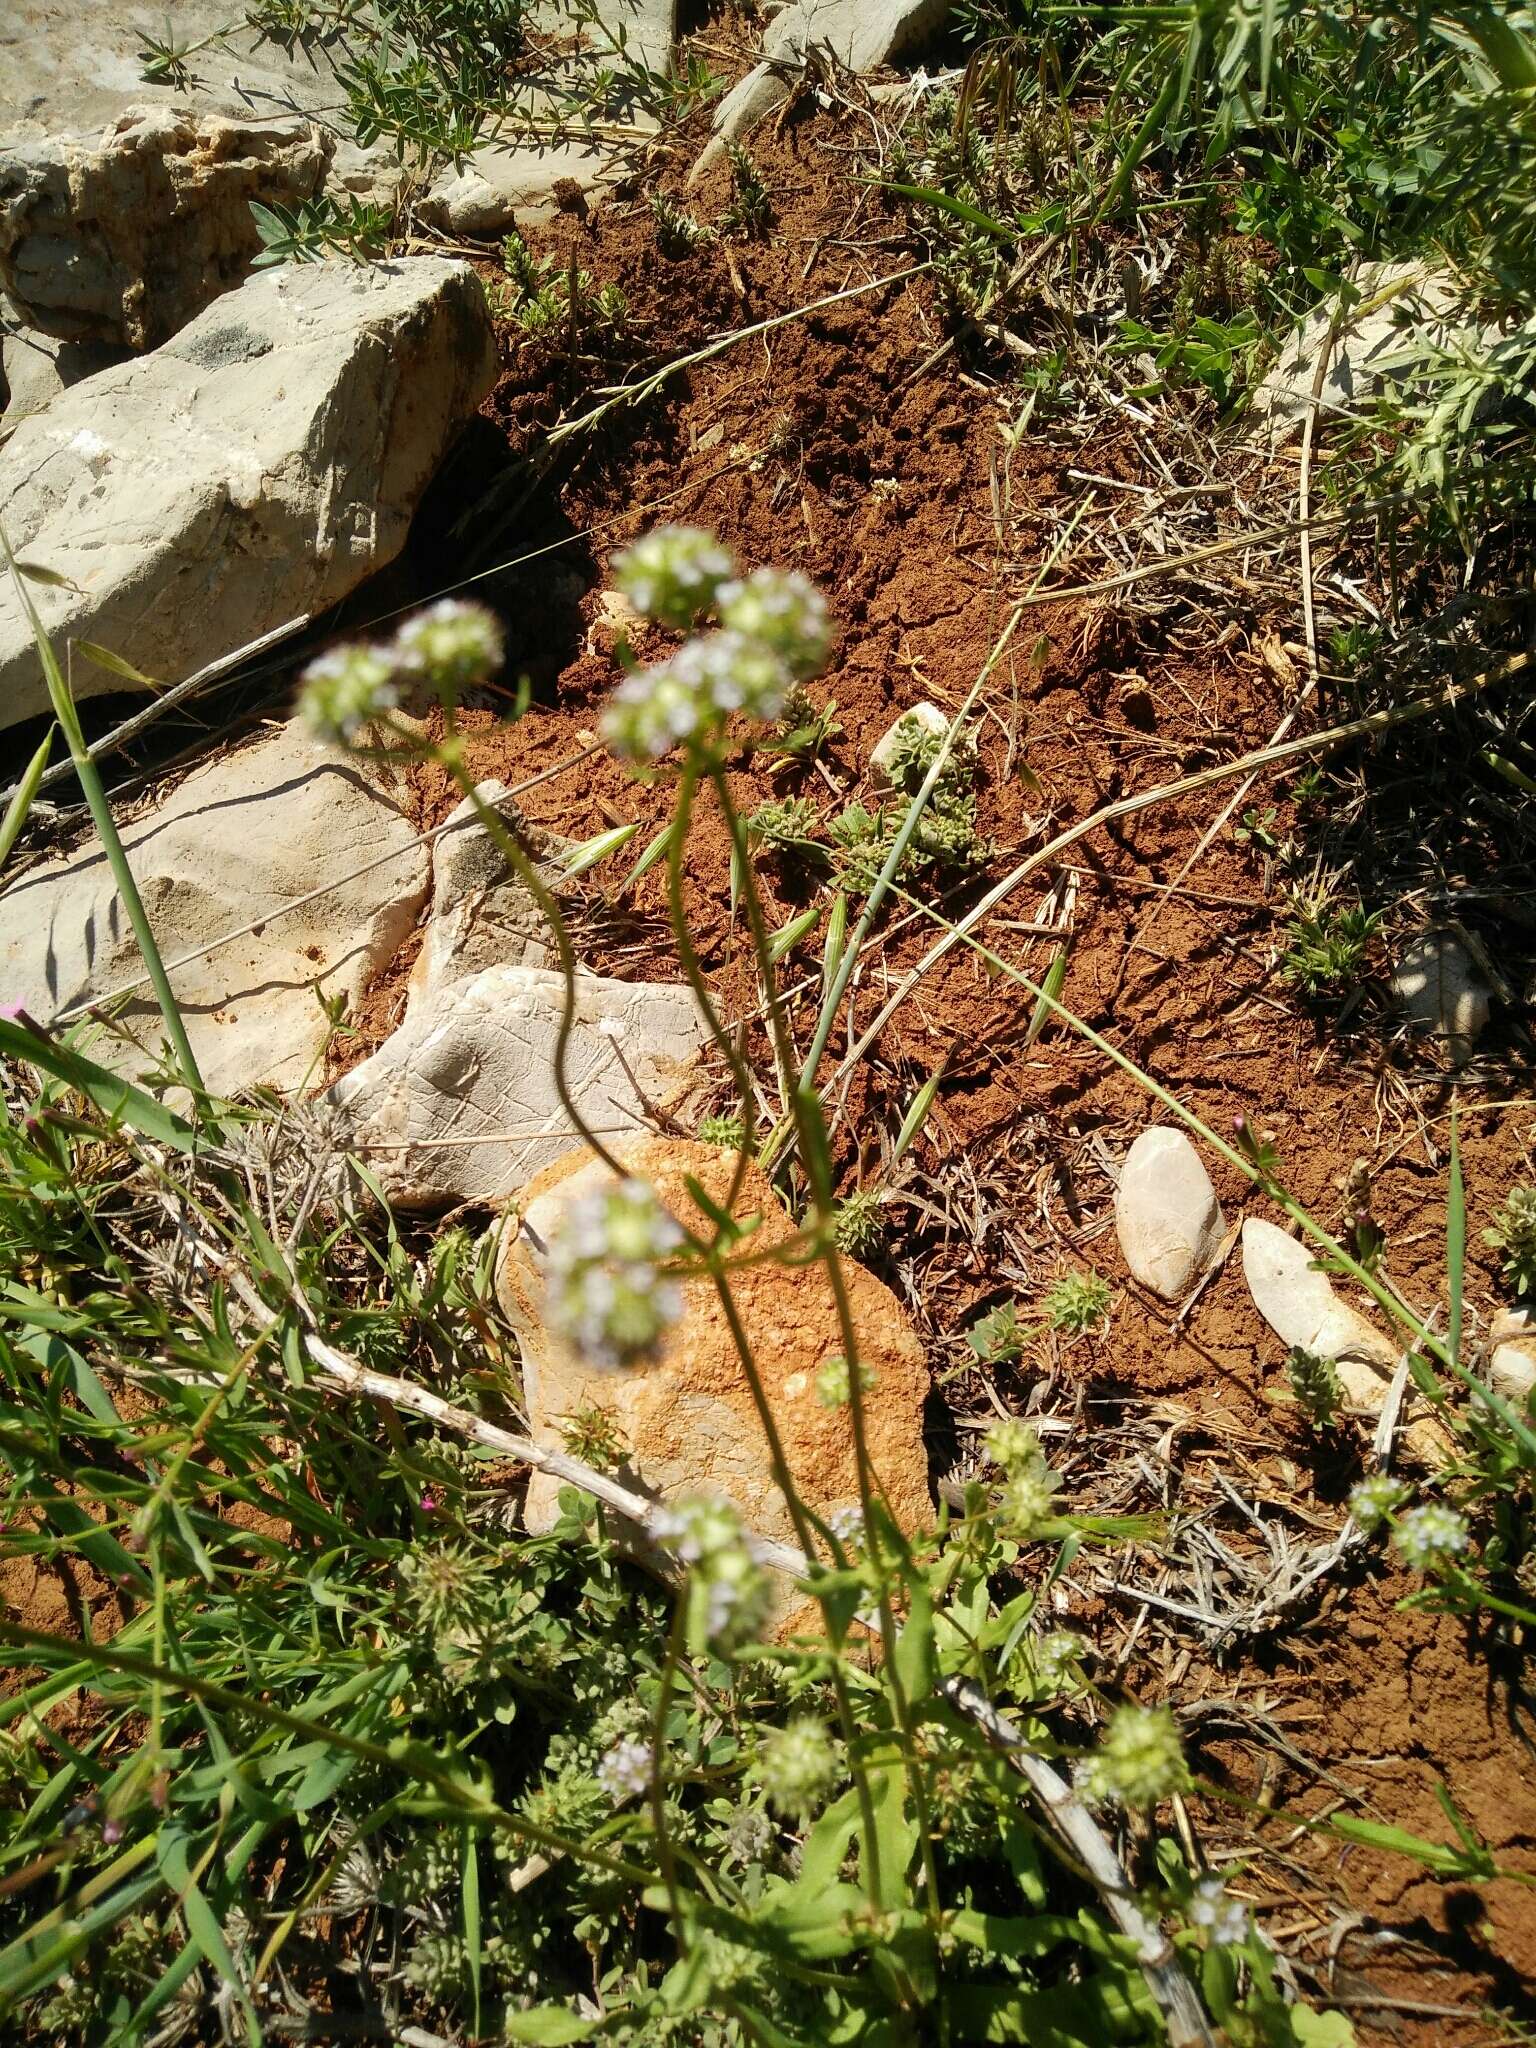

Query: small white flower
[[613, 525, 735, 628], [1391, 1502, 1471, 1574], [1081, 1704, 1188, 1809], [299, 643, 398, 745], [753, 1718, 839, 1820], [718, 568, 831, 681], [545, 1177, 685, 1370], [596, 1735, 653, 1804], [392, 598, 503, 693], [1348, 1473, 1411, 1533], [1190, 1875, 1249, 1946]]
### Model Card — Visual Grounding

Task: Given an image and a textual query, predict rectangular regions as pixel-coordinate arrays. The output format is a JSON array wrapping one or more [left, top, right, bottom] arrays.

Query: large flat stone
[[328, 963, 711, 1209], [497, 1137, 933, 1571], [0, 256, 497, 731], [0, 721, 429, 1095]]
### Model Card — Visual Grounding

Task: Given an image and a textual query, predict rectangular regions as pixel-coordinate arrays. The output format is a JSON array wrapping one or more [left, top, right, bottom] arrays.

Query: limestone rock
[[423, 136, 623, 237], [409, 783, 572, 1008], [1114, 1126, 1224, 1299], [0, 722, 428, 1096], [0, 257, 497, 732], [328, 965, 710, 1210], [1487, 1308, 1536, 1411], [1391, 928, 1491, 1069], [693, 0, 952, 181], [0, 1, 403, 205], [870, 701, 949, 791], [497, 1137, 933, 1569], [1242, 1217, 1449, 1460], [0, 106, 332, 348], [1, 300, 126, 438], [1254, 263, 1461, 435]]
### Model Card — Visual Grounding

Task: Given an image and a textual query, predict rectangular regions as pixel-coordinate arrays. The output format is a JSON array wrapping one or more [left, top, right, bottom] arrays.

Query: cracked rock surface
[[328, 967, 711, 1210], [0, 257, 497, 729]]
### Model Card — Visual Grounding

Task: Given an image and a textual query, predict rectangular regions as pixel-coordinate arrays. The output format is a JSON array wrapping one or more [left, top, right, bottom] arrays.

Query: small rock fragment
[[328, 965, 710, 1210], [1114, 1127, 1224, 1299], [869, 701, 950, 792], [1391, 928, 1491, 1068], [1241, 1217, 1447, 1459], [496, 1137, 933, 1611], [1487, 1308, 1536, 1410], [409, 783, 573, 1007]]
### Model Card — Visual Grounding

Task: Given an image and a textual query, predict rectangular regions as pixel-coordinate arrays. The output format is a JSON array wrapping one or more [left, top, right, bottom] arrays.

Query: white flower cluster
[[596, 1734, 654, 1804], [985, 1420, 1061, 1539], [1079, 1703, 1188, 1810], [814, 1353, 876, 1409], [1347, 1473, 1410, 1533], [1391, 1501, 1471, 1573], [545, 1177, 685, 1371], [1033, 1630, 1088, 1694], [1189, 1875, 1248, 1947], [652, 1494, 772, 1650], [614, 524, 735, 629], [753, 1717, 840, 1821], [297, 645, 399, 746], [602, 532, 832, 763], [299, 598, 504, 746]]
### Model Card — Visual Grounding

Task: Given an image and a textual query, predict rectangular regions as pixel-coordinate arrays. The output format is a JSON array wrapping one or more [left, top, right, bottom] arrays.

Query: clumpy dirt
[[327, 94, 1536, 2036], [4, 46, 1524, 2036]]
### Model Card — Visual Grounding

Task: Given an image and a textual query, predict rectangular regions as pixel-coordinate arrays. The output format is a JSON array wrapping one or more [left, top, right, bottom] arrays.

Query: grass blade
[[0, 726, 52, 874]]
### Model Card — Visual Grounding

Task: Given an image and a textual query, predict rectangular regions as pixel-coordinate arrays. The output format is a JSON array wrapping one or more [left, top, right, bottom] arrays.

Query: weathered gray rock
[[0, 1, 403, 204], [0, 257, 497, 731], [408, 783, 571, 1008], [0, 106, 331, 348], [1254, 263, 1460, 434], [0, 722, 428, 1096], [869, 701, 948, 790], [1114, 1126, 1224, 1299], [328, 964, 710, 1209], [2, 289, 129, 433], [692, 0, 952, 182], [1391, 928, 1491, 1068]]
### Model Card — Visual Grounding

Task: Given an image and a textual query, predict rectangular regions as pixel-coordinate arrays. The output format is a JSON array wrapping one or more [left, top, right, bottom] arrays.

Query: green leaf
[[623, 820, 675, 889], [562, 821, 639, 877], [463, 1825, 483, 2039], [503, 2008, 600, 2043], [74, 641, 163, 690], [0, 1019, 199, 1152], [892, 1065, 943, 1165], [768, 904, 820, 964], [822, 890, 847, 991], [1024, 945, 1068, 1048], [1446, 1108, 1464, 1370], [0, 726, 52, 873], [878, 180, 1016, 241], [893, 1573, 936, 1703]]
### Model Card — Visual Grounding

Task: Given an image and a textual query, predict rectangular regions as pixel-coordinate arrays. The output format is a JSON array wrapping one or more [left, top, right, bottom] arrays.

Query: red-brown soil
[[12, 50, 1536, 2041]]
